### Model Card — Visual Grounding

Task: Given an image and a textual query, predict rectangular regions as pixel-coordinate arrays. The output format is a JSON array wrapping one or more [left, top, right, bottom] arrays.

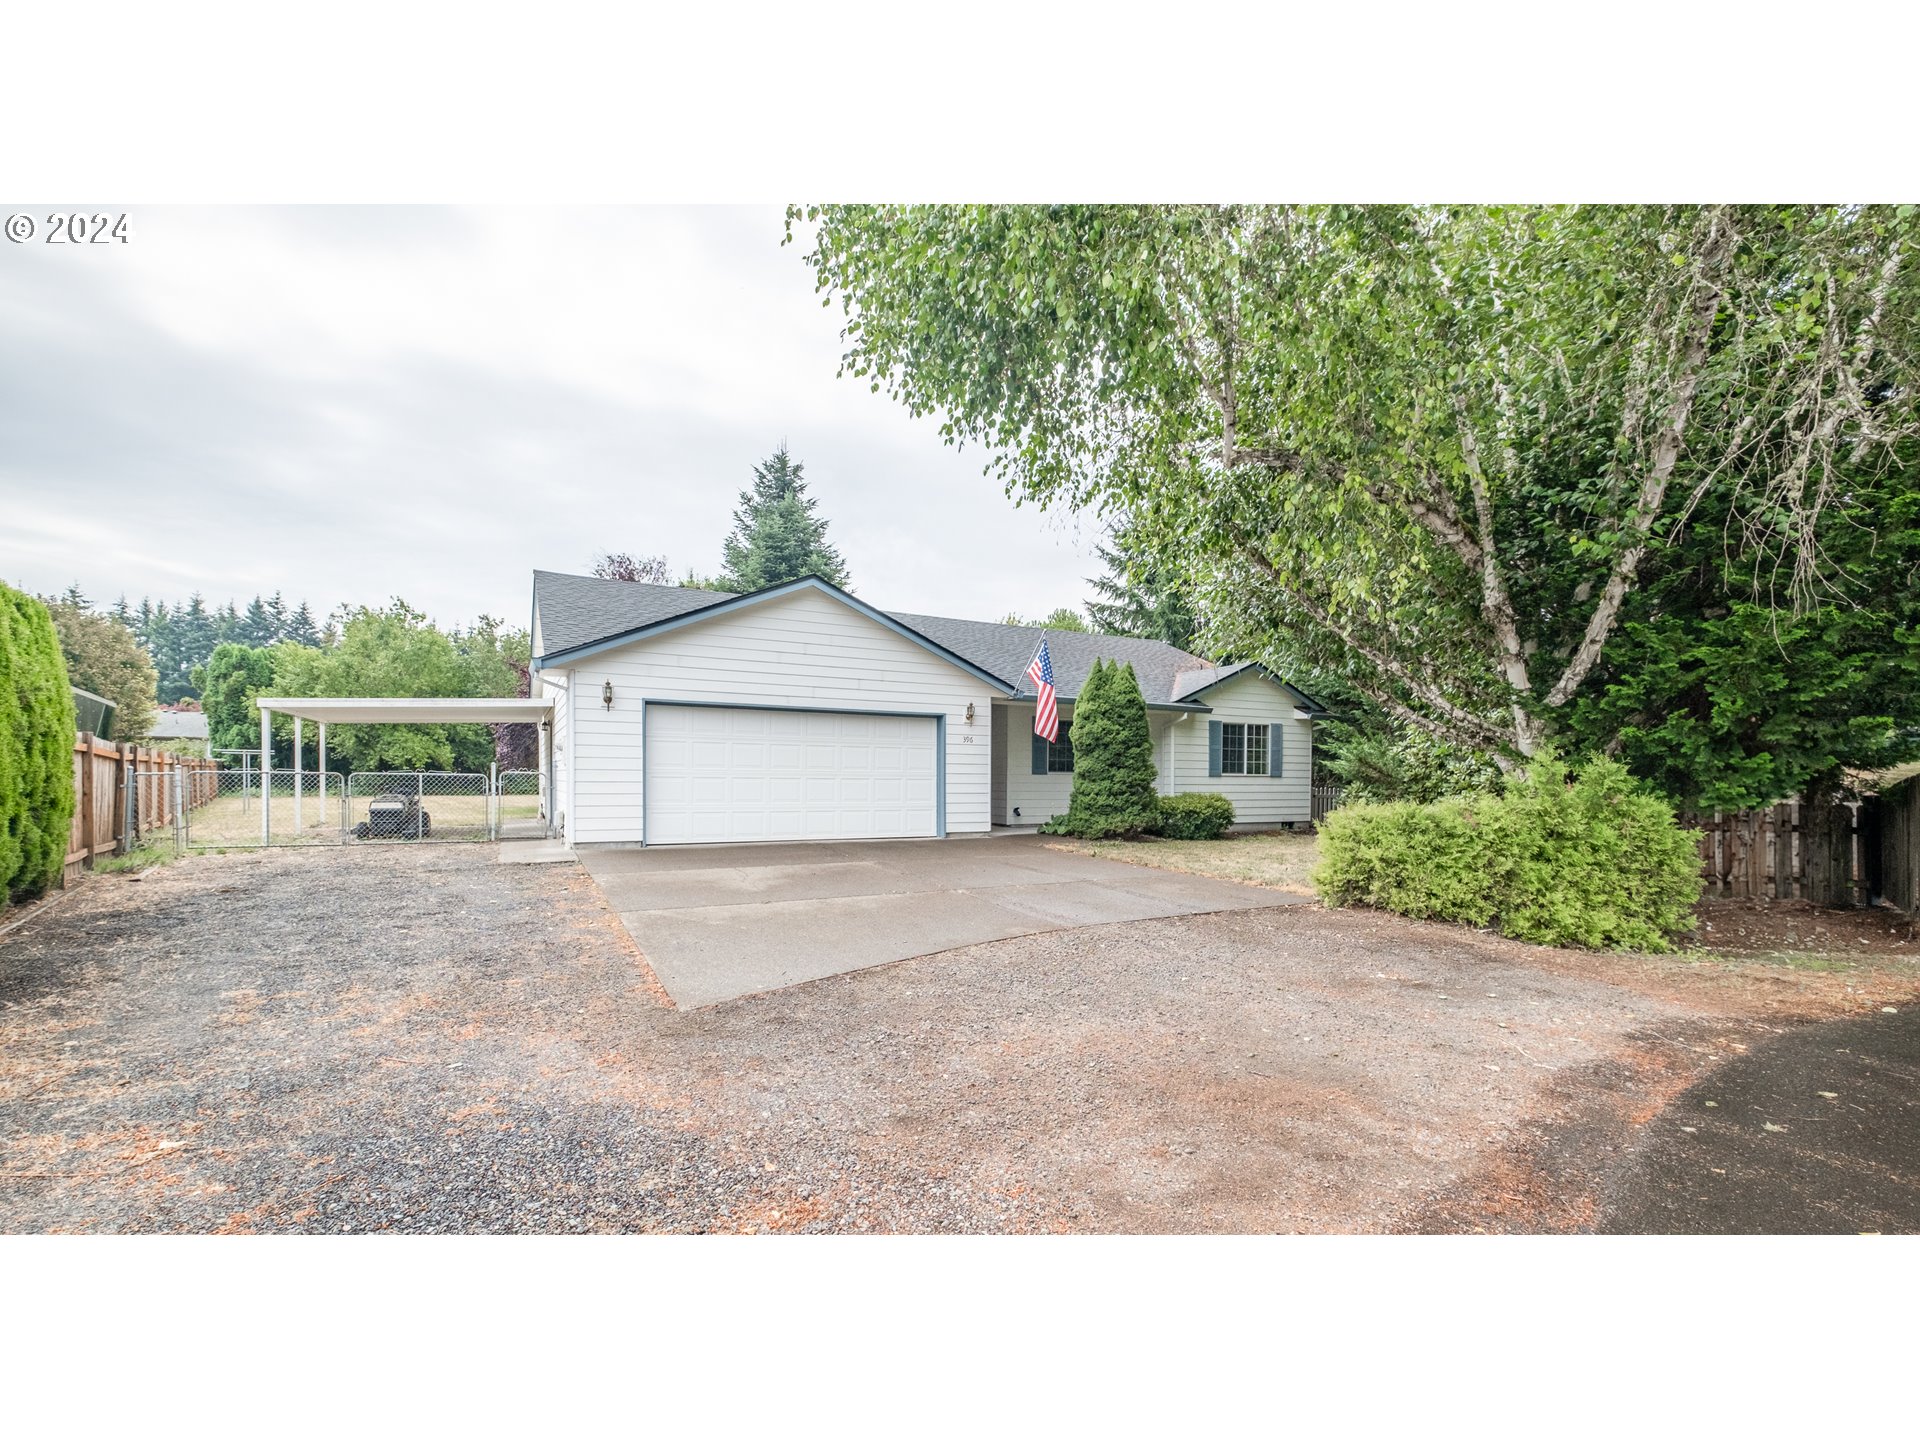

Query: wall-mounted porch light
[[965, 702, 975, 723], [602, 680, 615, 710]]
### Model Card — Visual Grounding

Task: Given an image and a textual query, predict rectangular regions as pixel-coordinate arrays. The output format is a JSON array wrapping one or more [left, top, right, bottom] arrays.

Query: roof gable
[[533, 574, 1018, 694], [530, 569, 1324, 710]]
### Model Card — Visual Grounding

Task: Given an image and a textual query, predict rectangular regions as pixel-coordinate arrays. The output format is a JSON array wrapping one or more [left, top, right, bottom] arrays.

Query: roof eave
[[531, 575, 1019, 695]]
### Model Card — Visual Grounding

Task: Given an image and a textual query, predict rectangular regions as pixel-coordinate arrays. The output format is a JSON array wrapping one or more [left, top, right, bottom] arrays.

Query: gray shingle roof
[[531, 571, 1305, 708], [147, 710, 209, 740], [533, 570, 739, 657], [886, 611, 1214, 706]]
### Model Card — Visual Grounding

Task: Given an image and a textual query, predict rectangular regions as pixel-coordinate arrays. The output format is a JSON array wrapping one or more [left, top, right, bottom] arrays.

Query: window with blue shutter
[[1269, 722, 1284, 777], [1032, 731, 1049, 775], [1208, 720, 1222, 776]]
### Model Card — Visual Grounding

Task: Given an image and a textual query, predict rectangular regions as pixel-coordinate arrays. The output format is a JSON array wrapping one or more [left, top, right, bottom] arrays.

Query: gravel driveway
[[2, 846, 1908, 1233]]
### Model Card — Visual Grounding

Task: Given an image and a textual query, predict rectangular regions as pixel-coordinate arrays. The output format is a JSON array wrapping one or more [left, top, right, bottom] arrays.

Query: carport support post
[[537, 720, 550, 830], [317, 723, 328, 829], [293, 716, 303, 831], [260, 706, 271, 845]]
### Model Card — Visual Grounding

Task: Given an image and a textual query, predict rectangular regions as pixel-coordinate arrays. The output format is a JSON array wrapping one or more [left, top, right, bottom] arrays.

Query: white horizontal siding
[[996, 679, 1312, 827], [567, 587, 994, 843], [1167, 672, 1313, 825]]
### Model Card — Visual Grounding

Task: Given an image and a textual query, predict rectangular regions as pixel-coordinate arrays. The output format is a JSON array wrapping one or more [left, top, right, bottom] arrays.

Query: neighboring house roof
[[147, 711, 209, 740], [530, 570, 1322, 710]]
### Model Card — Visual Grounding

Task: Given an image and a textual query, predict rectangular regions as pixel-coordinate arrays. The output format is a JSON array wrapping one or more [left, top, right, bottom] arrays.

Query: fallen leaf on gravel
[[1763, 1122, 1788, 1133], [1882, 1007, 1899, 1014], [1818, 1091, 1839, 1100]]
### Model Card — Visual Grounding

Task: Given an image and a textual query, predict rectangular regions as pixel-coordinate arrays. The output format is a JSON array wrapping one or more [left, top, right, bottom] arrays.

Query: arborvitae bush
[[1, 583, 77, 904], [1042, 658, 1161, 839], [1313, 756, 1702, 951]]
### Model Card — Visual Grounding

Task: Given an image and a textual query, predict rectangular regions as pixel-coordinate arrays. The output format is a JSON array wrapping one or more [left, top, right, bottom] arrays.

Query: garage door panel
[[646, 705, 939, 845]]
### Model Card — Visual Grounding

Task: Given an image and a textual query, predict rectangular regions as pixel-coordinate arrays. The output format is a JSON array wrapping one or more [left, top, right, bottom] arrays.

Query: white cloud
[[0, 205, 1104, 629]]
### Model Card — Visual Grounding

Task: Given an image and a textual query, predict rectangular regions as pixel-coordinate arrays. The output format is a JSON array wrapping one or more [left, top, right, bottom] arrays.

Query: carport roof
[[254, 697, 552, 724]]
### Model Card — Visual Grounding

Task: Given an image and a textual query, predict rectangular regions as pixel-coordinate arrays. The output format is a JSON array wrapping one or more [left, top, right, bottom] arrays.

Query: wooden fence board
[[61, 736, 218, 887]]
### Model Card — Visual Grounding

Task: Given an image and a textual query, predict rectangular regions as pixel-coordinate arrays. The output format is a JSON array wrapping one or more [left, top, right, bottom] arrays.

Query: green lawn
[[1054, 829, 1322, 895]]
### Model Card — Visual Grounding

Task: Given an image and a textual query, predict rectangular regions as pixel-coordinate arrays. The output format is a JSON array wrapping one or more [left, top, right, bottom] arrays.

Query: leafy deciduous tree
[[796, 204, 1920, 793]]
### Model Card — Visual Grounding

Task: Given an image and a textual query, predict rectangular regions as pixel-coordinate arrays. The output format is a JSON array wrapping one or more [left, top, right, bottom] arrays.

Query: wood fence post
[[78, 732, 96, 870]]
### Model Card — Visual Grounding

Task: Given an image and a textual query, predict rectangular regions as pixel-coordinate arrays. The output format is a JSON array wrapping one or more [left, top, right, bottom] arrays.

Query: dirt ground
[[2, 849, 1914, 1233]]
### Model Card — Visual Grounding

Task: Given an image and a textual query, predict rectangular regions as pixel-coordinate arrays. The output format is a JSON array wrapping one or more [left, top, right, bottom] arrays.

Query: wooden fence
[[64, 734, 218, 885], [1310, 784, 1344, 823], [1680, 799, 1866, 907], [1872, 778, 1920, 915]]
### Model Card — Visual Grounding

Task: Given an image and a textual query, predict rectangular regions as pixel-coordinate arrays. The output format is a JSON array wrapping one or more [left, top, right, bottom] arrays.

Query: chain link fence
[[181, 769, 347, 849], [169, 767, 548, 850]]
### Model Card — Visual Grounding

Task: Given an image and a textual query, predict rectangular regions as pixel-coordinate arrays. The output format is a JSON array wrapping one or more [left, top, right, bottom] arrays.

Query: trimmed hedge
[[1312, 756, 1702, 951], [1154, 791, 1235, 840], [1, 583, 77, 904], [1041, 658, 1160, 839]]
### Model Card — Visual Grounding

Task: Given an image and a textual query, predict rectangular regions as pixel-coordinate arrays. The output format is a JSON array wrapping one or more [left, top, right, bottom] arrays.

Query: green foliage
[[1041, 659, 1160, 838], [129, 589, 325, 702], [1001, 607, 1088, 631], [1558, 459, 1920, 809], [198, 643, 276, 755], [0, 583, 77, 904], [797, 203, 1920, 790], [44, 596, 158, 741], [719, 444, 851, 592], [266, 602, 529, 773], [1314, 757, 1702, 951], [1085, 524, 1198, 647], [1153, 791, 1235, 840], [1322, 730, 1501, 806]]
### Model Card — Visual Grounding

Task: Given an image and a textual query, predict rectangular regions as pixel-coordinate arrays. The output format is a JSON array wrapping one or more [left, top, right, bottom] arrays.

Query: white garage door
[[645, 705, 939, 845]]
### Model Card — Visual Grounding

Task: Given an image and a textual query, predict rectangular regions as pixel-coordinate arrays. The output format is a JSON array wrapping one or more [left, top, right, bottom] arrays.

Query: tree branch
[[1545, 206, 1738, 709], [1236, 540, 1516, 753]]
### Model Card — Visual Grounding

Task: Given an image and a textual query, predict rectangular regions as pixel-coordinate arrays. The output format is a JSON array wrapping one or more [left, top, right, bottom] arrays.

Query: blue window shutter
[[1208, 721, 1222, 777], [1032, 731, 1048, 775], [1270, 722, 1284, 777]]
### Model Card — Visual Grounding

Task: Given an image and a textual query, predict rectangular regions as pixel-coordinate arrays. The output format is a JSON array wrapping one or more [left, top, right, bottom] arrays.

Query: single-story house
[[530, 570, 1324, 848], [146, 706, 211, 750]]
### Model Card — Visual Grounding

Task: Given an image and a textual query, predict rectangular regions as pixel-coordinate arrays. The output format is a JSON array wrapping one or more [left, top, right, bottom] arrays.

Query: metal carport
[[253, 697, 555, 844]]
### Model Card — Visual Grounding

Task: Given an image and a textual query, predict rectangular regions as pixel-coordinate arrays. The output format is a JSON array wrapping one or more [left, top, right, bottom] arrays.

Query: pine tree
[[238, 595, 275, 649], [265, 591, 290, 641], [718, 444, 851, 592], [1085, 530, 1197, 648], [1044, 660, 1161, 838], [286, 600, 322, 648]]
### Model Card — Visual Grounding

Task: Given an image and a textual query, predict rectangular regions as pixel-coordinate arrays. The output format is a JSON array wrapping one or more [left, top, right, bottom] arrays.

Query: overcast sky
[[0, 206, 1108, 632]]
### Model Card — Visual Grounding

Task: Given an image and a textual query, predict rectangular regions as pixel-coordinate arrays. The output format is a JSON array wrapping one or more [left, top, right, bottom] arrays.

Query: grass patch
[[94, 842, 182, 876], [1056, 829, 1322, 893]]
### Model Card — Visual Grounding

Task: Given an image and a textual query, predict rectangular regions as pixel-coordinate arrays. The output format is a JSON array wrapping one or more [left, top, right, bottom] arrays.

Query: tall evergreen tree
[[1086, 528, 1198, 648], [285, 600, 322, 648], [1043, 660, 1161, 838], [238, 595, 277, 649], [718, 444, 851, 592]]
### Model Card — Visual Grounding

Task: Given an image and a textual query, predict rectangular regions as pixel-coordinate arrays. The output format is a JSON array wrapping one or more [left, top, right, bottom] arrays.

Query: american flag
[[1026, 638, 1059, 743]]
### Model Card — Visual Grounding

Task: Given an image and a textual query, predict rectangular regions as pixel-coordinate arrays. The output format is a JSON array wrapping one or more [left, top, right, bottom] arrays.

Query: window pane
[[1049, 736, 1075, 773], [1246, 725, 1268, 776], [1221, 723, 1245, 774]]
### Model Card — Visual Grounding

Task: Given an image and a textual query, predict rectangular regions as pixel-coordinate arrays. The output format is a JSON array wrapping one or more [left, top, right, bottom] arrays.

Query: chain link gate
[[495, 769, 547, 840], [346, 772, 491, 842], [181, 769, 347, 849]]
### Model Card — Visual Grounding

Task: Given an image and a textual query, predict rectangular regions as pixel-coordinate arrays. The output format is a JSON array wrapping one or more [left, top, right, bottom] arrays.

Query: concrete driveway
[[579, 834, 1305, 1006]]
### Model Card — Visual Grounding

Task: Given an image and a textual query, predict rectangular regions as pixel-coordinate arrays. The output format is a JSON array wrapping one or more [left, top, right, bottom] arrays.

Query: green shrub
[[1313, 756, 1702, 951], [1041, 658, 1160, 838], [1154, 791, 1235, 840], [1, 583, 78, 904]]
